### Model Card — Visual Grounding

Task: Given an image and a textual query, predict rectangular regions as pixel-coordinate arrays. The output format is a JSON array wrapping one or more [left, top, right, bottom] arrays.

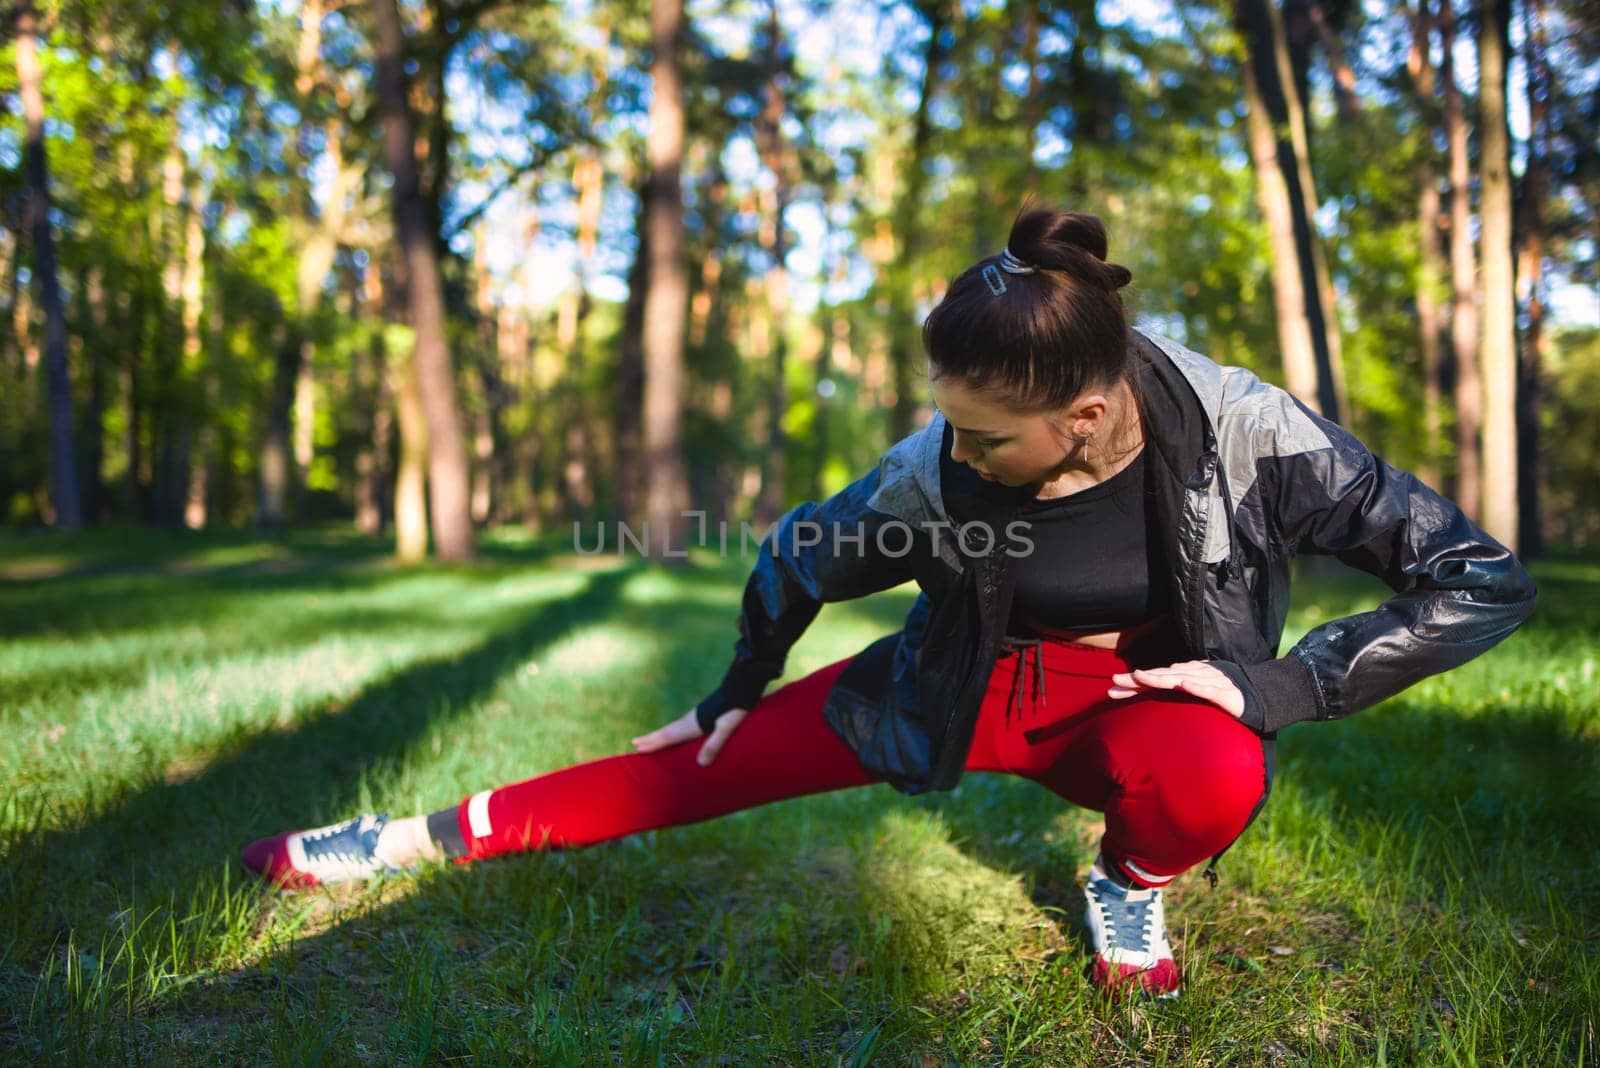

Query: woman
[[243, 208, 1536, 998]]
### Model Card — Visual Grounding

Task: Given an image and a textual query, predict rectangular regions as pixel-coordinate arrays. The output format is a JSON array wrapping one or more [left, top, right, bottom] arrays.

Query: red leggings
[[453, 639, 1267, 887]]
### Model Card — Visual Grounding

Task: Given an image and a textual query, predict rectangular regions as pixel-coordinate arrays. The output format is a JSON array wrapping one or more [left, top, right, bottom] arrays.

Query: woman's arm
[[692, 461, 925, 732], [1226, 401, 1538, 733]]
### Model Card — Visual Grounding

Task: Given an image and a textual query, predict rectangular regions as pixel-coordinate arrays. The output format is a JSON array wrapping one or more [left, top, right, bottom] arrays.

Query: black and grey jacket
[[694, 329, 1538, 796]]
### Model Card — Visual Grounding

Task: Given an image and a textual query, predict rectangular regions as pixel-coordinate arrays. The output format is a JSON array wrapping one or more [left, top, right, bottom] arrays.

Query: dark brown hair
[[922, 206, 1134, 411]]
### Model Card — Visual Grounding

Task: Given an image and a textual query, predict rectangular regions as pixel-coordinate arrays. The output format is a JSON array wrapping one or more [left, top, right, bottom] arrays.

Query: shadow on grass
[[1279, 698, 1600, 864], [0, 562, 651, 952]]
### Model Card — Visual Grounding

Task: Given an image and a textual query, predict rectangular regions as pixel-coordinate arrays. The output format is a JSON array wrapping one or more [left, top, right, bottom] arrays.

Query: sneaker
[[242, 813, 395, 889], [1083, 857, 1181, 998]]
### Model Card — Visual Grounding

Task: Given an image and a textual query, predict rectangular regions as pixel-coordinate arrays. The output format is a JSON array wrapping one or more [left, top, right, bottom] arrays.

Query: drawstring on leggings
[[999, 635, 1046, 725]]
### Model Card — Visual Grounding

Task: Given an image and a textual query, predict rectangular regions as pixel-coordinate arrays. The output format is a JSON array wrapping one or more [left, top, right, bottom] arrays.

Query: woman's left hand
[[1107, 661, 1245, 718]]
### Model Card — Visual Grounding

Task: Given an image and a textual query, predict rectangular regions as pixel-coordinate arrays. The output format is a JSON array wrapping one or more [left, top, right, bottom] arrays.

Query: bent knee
[[1140, 707, 1266, 835]]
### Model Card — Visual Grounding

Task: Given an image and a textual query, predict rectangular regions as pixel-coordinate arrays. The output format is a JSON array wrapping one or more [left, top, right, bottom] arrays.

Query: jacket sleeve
[[693, 462, 924, 731], [1227, 400, 1537, 734]]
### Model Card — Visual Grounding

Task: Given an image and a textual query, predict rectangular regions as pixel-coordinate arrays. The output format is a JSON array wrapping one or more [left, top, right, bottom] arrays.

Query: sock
[[1095, 853, 1142, 891], [426, 806, 469, 860]]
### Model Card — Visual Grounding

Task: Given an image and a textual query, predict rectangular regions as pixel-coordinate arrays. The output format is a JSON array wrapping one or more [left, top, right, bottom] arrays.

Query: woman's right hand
[[631, 706, 750, 766]]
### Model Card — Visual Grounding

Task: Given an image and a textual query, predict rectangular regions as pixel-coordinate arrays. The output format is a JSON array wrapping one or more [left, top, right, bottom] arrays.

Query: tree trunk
[[393, 359, 430, 562], [1417, 169, 1448, 489], [1515, 0, 1549, 557], [555, 151, 602, 354], [178, 179, 208, 528], [418, 0, 459, 259], [1280, 9, 1347, 422], [260, 324, 298, 530], [1477, 0, 1517, 549], [123, 264, 152, 520], [153, 130, 189, 527], [293, 351, 315, 490], [641, 0, 691, 560], [79, 263, 107, 522], [468, 234, 503, 526], [470, 384, 494, 525], [1238, 0, 1322, 412], [1439, 0, 1481, 519], [16, 0, 82, 530], [560, 149, 603, 519], [186, 274, 219, 530], [1406, 0, 1445, 489], [1, 232, 16, 384], [887, 0, 949, 442], [1236, 0, 1344, 421], [356, 258, 392, 534], [689, 164, 727, 349], [755, 0, 793, 526], [616, 180, 649, 525], [371, 0, 476, 559]]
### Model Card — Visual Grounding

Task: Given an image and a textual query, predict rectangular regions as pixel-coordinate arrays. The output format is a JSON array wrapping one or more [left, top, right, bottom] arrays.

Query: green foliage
[[0, 0, 1594, 543]]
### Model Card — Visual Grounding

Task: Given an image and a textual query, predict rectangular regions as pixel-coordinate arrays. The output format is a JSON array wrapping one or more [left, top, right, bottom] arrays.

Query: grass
[[0, 525, 1596, 1064]]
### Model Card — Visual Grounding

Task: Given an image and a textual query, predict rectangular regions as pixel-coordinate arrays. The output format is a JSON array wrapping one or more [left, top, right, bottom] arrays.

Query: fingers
[[631, 706, 751, 761], [631, 709, 702, 753], [696, 726, 729, 766], [1105, 662, 1245, 717], [1108, 666, 1180, 697], [630, 726, 679, 753], [697, 708, 748, 766], [1108, 663, 1209, 692]]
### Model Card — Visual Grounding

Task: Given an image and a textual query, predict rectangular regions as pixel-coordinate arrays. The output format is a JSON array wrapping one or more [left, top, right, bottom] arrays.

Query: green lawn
[[1, 527, 1596, 1064]]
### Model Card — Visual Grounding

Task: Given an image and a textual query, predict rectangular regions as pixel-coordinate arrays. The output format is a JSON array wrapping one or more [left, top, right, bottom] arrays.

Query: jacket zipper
[[1185, 449, 1216, 656], [932, 551, 992, 784], [931, 518, 1016, 786]]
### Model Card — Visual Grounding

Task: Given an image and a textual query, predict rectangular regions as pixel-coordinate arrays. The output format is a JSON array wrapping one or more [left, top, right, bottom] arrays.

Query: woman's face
[[929, 376, 1087, 488]]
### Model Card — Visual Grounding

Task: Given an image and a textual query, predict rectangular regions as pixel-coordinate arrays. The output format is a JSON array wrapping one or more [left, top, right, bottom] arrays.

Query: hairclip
[[998, 247, 1036, 275], [983, 264, 1006, 295]]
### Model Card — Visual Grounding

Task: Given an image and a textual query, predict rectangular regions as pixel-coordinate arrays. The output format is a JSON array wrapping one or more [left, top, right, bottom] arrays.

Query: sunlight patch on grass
[[538, 623, 658, 677], [621, 576, 741, 609], [854, 808, 1058, 992]]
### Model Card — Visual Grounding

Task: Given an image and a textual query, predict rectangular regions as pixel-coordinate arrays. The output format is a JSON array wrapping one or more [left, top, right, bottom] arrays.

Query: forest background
[[1, 0, 1596, 559]]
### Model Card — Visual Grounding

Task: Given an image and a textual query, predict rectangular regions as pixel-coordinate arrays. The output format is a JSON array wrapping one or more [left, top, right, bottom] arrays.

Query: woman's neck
[[1032, 379, 1145, 500]]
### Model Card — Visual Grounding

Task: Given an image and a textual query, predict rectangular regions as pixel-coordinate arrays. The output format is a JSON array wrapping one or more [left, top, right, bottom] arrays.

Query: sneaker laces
[[1090, 877, 1157, 953], [301, 813, 387, 868]]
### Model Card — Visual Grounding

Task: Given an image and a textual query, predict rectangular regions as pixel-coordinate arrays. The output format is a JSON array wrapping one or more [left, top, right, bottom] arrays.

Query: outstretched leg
[[242, 656, 877, 886], [445, 656, 875, 861]]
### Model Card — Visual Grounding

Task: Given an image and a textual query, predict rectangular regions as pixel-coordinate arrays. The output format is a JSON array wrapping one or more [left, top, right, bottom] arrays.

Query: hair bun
[[1051, 212, 1110, 260], [1006, 206, 1132, 293]]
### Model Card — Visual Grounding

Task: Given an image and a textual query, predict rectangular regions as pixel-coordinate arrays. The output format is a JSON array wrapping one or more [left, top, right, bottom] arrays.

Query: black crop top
[[1004, 448, 1172, 635]]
